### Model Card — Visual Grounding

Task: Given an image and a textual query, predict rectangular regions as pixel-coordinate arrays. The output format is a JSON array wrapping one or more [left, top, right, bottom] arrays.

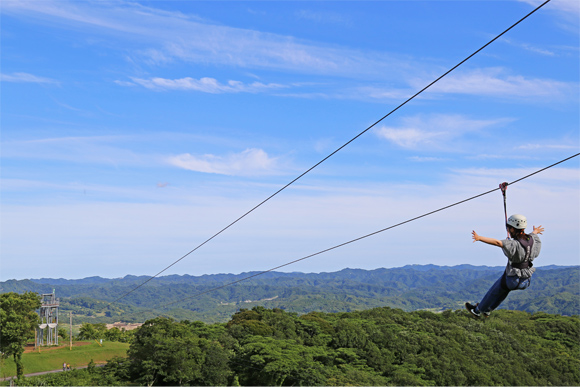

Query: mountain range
[[1, 265, 578, 324]]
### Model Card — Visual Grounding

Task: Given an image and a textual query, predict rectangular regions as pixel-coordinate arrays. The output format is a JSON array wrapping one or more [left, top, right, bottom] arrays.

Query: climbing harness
[[518, 234, 534, 257], [499, 182, 509, 238], [499, 181, 533, 266], [513, 232, 535, 268], [501, 235, 534, 291], [500, 271, 532, 290]]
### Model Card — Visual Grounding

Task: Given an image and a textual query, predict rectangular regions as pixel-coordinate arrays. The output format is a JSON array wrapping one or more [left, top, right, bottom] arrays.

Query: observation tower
[[37, 291, 59, 346]]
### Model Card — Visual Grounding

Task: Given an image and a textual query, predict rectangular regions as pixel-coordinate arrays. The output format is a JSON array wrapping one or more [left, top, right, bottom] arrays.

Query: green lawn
[[0, 341, 129, 378]]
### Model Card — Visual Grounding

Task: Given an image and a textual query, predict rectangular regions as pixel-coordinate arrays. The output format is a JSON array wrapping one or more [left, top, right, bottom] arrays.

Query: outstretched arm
[[472, 230, 503, 247], [532, 225, 544, 235]]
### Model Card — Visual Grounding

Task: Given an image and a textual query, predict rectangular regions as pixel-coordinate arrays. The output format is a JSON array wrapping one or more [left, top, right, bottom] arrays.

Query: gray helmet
[[507, 214, 527, 229]]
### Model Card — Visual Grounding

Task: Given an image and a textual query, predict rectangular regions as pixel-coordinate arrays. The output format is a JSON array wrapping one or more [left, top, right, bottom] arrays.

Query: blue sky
[[1, 0, 578, 281]]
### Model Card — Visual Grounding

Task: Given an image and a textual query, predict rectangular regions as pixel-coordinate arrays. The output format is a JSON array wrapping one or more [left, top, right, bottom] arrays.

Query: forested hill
[[1, 265, 578, 323], [21, 307, 580, 386]]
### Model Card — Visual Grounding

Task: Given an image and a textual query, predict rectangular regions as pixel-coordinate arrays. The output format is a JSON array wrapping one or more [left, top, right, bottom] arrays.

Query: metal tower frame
[[37, 292, 59, 346]]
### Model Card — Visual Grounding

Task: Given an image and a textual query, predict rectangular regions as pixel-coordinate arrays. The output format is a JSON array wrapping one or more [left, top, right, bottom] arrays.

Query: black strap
[[501, 272, 532, 290], [499, 182, 509, 238], [512, 234, 534, 269], [511, 261, 533, 269]]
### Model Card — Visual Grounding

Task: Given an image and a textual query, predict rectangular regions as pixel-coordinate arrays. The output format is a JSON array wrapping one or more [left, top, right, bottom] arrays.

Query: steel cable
[[107, 0, 552, 307], [158, 152, 579, 309]]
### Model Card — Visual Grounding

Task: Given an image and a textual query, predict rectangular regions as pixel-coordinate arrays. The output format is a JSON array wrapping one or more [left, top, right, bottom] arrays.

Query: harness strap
[[499, 182, 509, 238], [501, 272, 532, 290], [511, 260, 532, 269], [512, 234, 534, 269]]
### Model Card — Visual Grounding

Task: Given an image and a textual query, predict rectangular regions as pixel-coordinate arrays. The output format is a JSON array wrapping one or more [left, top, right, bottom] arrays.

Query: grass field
[[0, 341, 129, 378]]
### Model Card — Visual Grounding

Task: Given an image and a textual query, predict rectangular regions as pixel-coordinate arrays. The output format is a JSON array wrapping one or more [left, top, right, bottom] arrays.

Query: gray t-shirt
[[501, 233, 541, 279]]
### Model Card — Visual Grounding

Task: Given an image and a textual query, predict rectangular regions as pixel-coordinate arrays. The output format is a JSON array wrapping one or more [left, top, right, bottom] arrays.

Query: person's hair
[[507, 225, 526, 238]]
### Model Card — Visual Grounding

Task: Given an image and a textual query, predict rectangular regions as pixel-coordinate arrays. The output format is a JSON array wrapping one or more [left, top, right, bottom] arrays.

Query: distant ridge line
[[12, 264, 577, 285]]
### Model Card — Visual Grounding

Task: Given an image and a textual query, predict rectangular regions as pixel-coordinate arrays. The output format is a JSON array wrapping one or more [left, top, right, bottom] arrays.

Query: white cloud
[[114, 79, 137, 87], [467, 154, 534, 161], [349, 85, 415, 101], [515, 0, 579, 36], [347, 66, 576, 102], [518, 0, 579, 24], [1, 135, 291, 176], [500, 38, 555, 56], [376, 127, 438, 149], [408, 156, 449, 162], [452, 166, 580, 183], [375, 114, 511, 149], [1, 72, 59, 84], [1, 0, 410, 79], [413, 67, 577, 100], [517, 143, 579, 150], [167, 148, 280, 176], [2, 164, 578, 279], [4, 0, 574, 103], [127, 76, 287, 93], [545, 0, 580, 15]]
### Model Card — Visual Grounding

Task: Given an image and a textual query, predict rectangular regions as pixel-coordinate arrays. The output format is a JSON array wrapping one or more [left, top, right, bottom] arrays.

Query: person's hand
[[533, 225, 544, 235], [472, 230, 480, 242]]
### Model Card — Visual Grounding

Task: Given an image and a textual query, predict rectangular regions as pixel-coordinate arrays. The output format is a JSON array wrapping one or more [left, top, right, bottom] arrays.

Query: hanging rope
[[499, 182, 509, 238]]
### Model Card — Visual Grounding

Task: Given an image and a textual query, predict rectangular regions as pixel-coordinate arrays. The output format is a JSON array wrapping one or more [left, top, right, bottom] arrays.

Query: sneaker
[[465, 302, 481, 318], [476, 303, 491, 318]]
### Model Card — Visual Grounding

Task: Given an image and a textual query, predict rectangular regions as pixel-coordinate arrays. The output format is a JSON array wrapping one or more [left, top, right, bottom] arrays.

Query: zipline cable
[[158, 152, 579, 309], [107, 0, 552, 307]]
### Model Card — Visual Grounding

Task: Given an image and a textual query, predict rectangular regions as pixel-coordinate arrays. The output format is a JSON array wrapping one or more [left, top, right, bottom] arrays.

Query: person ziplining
[[465, 182, 544, 318]]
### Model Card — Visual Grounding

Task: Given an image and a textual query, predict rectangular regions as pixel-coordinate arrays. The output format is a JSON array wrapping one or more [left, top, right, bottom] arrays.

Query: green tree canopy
[[128, 317, 232, 386], [0, 292, 41, 379], [78, 322, 107, 340], [104, 306, 580, 386]]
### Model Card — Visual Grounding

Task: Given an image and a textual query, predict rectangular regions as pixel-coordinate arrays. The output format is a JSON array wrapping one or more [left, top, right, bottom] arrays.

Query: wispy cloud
[[517, 0, 579, 31], [375, 114, 511, 150], [167, 148, 280, 176], [467, 154, 534, 161], [125, 76, 287, 93], [1, 72, 59, 84], [539, 0, 580, 15], [4, 0, 573, 104], [453, 166, 580, 183], [517, 143, 579, 150], [346, 85, 415, 101], [1, 0, 411, 79], [412, 67, 577, 100], [1, 135, 290, 175], [500, 38, 555, 56], [340, 66, 576, 102], [408, 156, 449, 162]]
